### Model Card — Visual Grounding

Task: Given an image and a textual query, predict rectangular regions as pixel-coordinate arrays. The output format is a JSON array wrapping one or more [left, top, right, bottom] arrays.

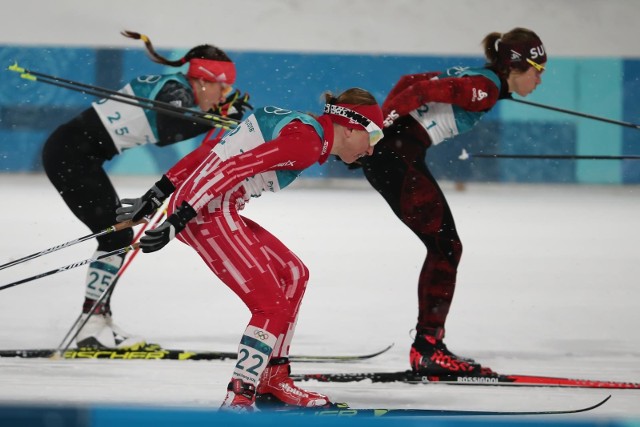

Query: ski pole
[[17, 72, 235, 131], [54, 206, 167, 354], [0, 244, 139, 293], [458, 149, 640, 161], [7, 62, 239, 130], [509, 98, 640, 130], [0, 219, 145, 272], [8, 61, 239, 128]]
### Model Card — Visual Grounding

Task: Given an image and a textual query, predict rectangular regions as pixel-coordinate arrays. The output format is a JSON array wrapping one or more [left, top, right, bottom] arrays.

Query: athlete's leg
[[179, 210, 289, 387], [363, 122, 484, 374], [363, 125, 462, 331], [42, 112, 136, 348], [240, 216, 309, 358], [179, 205, 329, 408]]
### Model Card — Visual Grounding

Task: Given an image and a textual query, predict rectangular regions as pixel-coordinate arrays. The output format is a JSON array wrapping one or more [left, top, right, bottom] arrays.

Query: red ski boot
[[410, 328, 487, 376], [255, 358, 331, 408]]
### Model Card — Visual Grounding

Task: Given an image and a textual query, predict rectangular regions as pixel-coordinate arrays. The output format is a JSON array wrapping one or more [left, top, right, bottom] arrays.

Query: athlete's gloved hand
[[216, 90, 253, 121], [116, 175, 175, 223], [139, 201, 197, 253]]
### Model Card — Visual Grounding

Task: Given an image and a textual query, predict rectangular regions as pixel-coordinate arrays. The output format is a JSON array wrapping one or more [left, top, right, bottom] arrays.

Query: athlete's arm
[[383, 75, 500, 116], [155, 80, 212, 146], [384, 72, 441, 106], [182, 121, 323, 211]]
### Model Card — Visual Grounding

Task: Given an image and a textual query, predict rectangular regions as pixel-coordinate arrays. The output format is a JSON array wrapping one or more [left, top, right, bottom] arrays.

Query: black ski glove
[[139, 201, 197, 253], [216, 90, 253, 121], [116, 175, 175, 222]]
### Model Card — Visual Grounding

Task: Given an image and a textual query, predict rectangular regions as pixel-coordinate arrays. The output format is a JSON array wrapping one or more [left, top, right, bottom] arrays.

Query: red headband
[[325, 103, 384, 130], [187, 58, 236, 84]]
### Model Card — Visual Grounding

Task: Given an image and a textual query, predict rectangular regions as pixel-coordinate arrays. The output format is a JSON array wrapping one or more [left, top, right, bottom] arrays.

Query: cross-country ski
[[257, 395, 611, 417], [291, 370, 640, 389], [0, 344, 393, 363]]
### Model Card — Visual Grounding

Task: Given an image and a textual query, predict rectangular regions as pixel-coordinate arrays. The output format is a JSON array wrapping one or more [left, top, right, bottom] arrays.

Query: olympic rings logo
[[254, 330, 270, 341]]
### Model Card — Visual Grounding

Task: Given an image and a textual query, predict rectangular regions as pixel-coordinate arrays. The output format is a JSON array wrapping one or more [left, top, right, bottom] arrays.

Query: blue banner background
[[1, 45, 637, 184]]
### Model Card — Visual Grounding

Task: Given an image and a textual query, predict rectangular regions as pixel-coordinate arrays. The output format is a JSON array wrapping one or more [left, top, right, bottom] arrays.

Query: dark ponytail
[[121, 30, 232, 67], [482, 27, 545, 78]]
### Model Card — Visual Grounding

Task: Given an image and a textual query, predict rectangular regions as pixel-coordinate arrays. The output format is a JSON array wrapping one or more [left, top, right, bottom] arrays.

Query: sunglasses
[[324, 104, 383, 146], [526, 58, 546, 73], [221, 83, 233, 96]]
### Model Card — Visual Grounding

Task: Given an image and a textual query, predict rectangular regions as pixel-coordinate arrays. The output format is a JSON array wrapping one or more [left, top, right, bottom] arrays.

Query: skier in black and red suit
[[358, 27, 546, 375]]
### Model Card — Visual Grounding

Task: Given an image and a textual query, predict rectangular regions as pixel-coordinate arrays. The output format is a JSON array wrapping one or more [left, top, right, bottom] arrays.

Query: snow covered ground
[[0, 174, 639, 423]]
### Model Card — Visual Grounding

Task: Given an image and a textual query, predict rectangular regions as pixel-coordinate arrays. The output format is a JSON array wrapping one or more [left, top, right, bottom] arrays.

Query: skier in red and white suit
[[116, 88, 384, 411]]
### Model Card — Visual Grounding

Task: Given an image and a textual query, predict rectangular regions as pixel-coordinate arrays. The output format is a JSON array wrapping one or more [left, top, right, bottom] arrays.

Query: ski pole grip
[[113, 218, 148, 232]]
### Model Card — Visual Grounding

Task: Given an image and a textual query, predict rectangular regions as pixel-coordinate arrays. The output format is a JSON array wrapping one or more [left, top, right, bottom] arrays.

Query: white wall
[[1, 0, 638, 57]]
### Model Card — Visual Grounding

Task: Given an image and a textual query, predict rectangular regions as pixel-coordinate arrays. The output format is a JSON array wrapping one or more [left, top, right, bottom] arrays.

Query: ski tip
[[289, 343, 395, 363], [565, 395, 611, 415], [370, 343, 394, 356], [593, 395, 612, 409], [570, 395, 611, 414], [338, 343, 394, 361]]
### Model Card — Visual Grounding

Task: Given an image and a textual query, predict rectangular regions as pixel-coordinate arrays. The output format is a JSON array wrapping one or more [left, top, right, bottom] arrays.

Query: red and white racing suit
[[164, 111, 333, 386]]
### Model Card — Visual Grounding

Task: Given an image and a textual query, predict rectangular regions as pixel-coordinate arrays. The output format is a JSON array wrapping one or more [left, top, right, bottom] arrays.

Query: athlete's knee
[[280, 258, 309, 295], [448, 238, 463, 266], [438, 234, 463, 267], [297, 262, 310, 287], [424, 233, 463, 267]]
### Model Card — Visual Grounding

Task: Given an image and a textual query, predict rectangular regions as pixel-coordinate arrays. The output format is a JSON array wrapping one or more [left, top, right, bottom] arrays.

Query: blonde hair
[[324, 88, 378, 106]]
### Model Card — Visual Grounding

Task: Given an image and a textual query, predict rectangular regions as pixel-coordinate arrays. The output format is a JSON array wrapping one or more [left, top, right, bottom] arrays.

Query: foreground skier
[[116, 88, 384, 410]]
